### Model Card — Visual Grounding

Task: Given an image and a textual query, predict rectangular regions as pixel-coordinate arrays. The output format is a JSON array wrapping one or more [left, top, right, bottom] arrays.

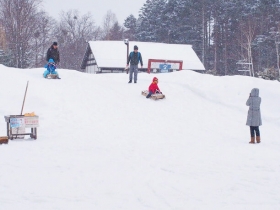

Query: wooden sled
[[0, 136, 8, 144], [141, 90, 165, 100], [47, 74, 59, 79]]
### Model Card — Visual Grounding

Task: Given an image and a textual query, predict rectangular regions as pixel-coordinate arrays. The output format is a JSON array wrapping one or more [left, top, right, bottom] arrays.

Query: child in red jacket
[[146, 77, 162, 98]]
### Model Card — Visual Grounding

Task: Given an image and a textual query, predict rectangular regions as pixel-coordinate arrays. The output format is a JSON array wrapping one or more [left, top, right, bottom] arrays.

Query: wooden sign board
[[10, 117, 25, 128], [24, 117, 39, 128]]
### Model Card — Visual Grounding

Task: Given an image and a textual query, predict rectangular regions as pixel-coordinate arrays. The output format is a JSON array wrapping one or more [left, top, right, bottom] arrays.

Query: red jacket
[[149, 82, 160, 93]]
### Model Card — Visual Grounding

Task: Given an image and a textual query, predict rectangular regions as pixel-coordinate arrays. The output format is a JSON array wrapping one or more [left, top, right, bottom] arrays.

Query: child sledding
[[141, 77, 165, 100], [43, 59, 61, 79]]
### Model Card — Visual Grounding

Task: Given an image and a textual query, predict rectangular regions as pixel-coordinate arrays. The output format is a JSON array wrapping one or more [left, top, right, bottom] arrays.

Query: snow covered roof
[[86, 41, 205, 70]]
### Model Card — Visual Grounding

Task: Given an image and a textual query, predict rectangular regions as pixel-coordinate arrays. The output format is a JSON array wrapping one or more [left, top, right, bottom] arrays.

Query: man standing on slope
[[126, 45, 143, 83], [46, 42, 60, 65]]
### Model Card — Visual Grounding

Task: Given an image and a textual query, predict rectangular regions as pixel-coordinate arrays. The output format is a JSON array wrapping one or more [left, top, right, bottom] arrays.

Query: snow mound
[[0, 65, 280, 209]]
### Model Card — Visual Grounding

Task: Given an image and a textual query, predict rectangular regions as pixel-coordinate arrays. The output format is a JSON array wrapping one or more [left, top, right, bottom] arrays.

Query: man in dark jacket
[[46, 42, 60, 64], [126, 45, 143, 83]]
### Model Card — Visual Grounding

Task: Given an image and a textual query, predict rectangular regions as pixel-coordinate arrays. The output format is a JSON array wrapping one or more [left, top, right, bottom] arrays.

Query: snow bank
[[0, 65, 279, 210]]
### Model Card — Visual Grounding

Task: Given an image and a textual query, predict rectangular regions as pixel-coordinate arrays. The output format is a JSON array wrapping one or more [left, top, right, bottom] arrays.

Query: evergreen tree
[[109, 21, 124, 40], [124, 15, 137, 41], [136, 0, 167, 42], [130, 0, 280, 76]]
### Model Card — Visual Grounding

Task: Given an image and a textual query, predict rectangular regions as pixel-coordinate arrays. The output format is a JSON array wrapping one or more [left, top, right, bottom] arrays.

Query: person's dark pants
[[129, 65, 138, 82], [146, 90, 161, 98], [250, 126, 260, 137], [146, 91, 153, 98]]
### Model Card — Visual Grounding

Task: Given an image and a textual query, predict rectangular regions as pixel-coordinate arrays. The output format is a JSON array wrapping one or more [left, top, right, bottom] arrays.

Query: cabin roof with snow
[[80, 41, 205, 73]]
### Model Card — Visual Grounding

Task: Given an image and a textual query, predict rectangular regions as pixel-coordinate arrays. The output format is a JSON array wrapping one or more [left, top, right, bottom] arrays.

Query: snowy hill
[[0, 65, 280, 210]]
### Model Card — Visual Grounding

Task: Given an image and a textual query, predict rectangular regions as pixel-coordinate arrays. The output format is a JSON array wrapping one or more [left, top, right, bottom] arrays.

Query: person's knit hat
[[134, 45, 138, 50], [48, 58, 55, 63], [153, 77, 158, 82], [53, 42, 58, 46]]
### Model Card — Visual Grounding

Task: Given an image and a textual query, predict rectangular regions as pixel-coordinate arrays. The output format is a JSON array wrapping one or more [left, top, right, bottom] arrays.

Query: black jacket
[[46, 46, 60, 63]]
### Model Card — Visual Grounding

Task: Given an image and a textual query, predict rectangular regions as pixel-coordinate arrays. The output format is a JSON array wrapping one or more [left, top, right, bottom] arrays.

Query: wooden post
[[21, 81, 29, 115], [14, 81, 29, 140], [124, 39, 129, 74], [126, 42, 129, 64]]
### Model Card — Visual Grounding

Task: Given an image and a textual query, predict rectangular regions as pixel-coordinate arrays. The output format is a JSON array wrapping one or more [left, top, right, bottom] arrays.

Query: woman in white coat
[[246, 88, 262, 144]]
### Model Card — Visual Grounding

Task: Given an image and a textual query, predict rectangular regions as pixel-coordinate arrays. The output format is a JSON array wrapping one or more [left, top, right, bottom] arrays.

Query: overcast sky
[[42, 0, 146, 26]]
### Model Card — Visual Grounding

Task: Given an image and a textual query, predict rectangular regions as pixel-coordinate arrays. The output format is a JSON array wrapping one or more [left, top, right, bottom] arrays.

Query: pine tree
[[136, 0, 167, 42], [131, 0, 280, 76], [109, 21, 124, 40], [124, 15, 137, 41]]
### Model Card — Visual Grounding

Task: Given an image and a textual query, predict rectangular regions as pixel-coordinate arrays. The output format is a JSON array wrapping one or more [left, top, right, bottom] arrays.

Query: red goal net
[[147, 59, 183, 73]]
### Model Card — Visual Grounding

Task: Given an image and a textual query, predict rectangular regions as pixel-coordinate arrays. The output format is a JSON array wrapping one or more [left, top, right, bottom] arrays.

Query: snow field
[[0, 65, 280, 210]]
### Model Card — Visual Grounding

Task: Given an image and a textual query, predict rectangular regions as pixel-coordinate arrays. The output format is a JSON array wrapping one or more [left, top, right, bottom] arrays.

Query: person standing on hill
[[46, 42, 60, 65], [126, 45, 143, 83], [246, 88, 262, 144]]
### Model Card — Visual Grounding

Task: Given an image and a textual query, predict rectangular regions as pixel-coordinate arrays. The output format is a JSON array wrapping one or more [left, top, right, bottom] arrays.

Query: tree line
[[0, 0, 123, 70], [1, 0, 280, 79], [129, 0, 280, 78]]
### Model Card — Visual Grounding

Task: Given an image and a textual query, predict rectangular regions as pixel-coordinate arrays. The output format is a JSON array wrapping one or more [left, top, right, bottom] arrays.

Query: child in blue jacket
[[43, 58, 60, 78]]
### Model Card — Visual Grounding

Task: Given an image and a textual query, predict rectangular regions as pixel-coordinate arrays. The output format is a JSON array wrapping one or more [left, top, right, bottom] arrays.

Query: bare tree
[[0, 22, 6, 50], [239, 18, 257, 77], [55, 10, 96, 70], [0, 0, 42, 68], [92, 26, 103, 40], [102, 10, 117, 40], [28, 11, 57, 67], [269, 25, 280, 78]]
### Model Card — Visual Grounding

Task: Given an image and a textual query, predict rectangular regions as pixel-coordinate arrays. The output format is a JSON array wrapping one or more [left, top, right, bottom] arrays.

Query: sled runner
[[141, 90, 165, 100], [46, 74, 60, 79], [43, 73, 60, 79]]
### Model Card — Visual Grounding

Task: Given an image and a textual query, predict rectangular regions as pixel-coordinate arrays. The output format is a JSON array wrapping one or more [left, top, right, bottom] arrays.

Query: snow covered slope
[[0, 65, 280, 210]]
